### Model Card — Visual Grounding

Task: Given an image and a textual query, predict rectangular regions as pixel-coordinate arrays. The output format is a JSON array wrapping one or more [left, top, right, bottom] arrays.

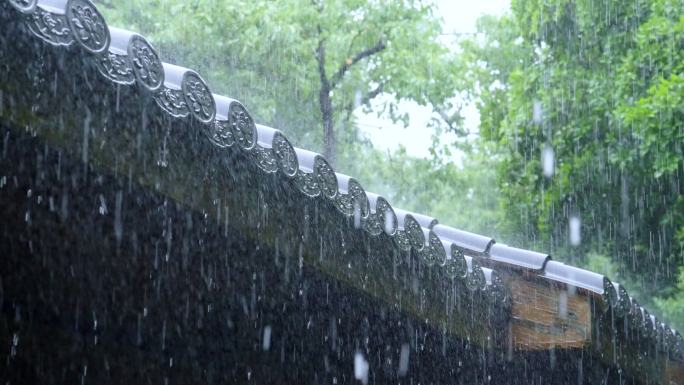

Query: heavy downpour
[[0, 0, 683, 384]]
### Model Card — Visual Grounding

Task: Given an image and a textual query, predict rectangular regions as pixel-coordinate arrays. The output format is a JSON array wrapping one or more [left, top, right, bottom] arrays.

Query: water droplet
[[569, 215, 581, 246], [354, 90, 363, 109], [98, 194, 107, 215], [559, 290, 568, 319], [114, 190, 123, 242], [542, 143, 555, 178], [82, 108, 91, 165], [354, 351, 369, 385], [533, 100, 543, 124], [262, 326, 272, 351], [398, 343, 410, 376], [353, 202, 362, 229], [384, 208, 394, 234]]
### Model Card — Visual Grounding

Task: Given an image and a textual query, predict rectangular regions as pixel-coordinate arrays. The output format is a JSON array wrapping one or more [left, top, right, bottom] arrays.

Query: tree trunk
[[319, 87, 335, 164], [315, 34, 336, 164], [315, 27, 384, 165]]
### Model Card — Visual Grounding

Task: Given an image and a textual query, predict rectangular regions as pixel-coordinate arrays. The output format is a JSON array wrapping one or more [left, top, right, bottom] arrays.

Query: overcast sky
[[355, 0, 510, 161]]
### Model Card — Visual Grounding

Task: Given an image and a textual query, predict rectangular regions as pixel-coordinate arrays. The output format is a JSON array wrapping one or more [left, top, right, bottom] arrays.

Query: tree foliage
[[458, 0, 684, 329], [96, 0, 462, 165]]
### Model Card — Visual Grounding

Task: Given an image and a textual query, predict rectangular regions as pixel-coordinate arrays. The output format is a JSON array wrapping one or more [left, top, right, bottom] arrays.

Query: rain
[[0, 0, 683, 384]]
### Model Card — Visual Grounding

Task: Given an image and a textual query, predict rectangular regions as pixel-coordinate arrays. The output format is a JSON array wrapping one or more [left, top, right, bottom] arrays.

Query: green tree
[[457, 0, 684, 329], [96, 0, 463, 166], [95, 0, 508, 246], [345, 144, 507, 238]]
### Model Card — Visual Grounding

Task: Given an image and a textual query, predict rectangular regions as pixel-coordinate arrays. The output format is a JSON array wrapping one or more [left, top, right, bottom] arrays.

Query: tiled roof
[[4, 0, 684, 367]]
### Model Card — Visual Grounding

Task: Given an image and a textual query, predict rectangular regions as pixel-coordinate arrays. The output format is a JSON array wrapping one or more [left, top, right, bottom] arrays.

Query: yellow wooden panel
[[665, 359, 684, 385], [508, 278, 591, 350]]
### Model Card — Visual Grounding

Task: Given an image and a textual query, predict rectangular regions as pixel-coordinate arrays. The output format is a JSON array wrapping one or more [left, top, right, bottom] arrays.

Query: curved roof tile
[[432, 224, 494, 254], [488, 243, 550, 271]]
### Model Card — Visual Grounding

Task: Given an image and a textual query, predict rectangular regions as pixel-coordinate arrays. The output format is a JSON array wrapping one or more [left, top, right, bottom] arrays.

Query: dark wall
[[0, 122, 622, 385]]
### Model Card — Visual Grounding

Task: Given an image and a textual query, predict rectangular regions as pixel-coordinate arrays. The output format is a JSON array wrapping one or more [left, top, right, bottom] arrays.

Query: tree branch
[[362, 84, 384, 105], [345, 29, 364, 59], [330, 39, 386, 89], [342, 83, 385, 124], [434, 106, 468, 136], [315, 27, 329, 91], [436, 108, 454, 129]]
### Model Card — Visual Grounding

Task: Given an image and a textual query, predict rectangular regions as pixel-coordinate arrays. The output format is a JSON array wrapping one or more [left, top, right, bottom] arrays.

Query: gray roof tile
[[393, 209, 426, 251], [432, 224, 494, 254], [364, 192, 396, 236], [443, 243, 468, 279], [543, 261, 608, 294], [333, 173, 369, 218], [409, 212, 438, 229], [488, 243, 550, 270]]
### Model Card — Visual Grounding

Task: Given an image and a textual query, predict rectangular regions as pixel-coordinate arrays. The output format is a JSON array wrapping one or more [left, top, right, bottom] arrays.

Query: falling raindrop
[[60, 190, 69, 221], [353, 202, 362, 229], [165, 218, 172, 262], [397, 343, 410, 377], [558, 290, 568, 319], [98, 194, 108, 215], [569, 215, 581, 246], [354, 351, 369, 385], [533, 100, 542, 124], [114, 190, 123, 242], [115, 84, 120, 112], [383, 208, 394, 235], [81, 107, 92, 165], [542, 143, 555, 178], [354, 90, 363, 109], [262, 325, 272, 351], [10, 332, 18, 358], [161, 320, 167, 351], [157, 135, 169, 168]]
